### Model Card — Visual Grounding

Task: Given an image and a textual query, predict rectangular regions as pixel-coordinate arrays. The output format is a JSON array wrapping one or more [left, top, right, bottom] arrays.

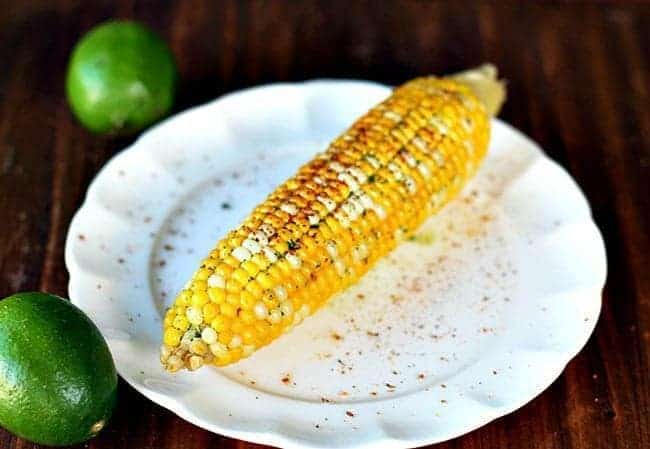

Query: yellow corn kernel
[[215, 263, 234, 277], [267, 265, 283, 282], [225, 293, 240, 306], [225, 279, 243, 293], [239, 310, 256, 325], [229, 347, 243, 361], [174, 305, 186, 316], [191, 280, 207, 292], [163, 328, 182, 347], [190, 339, 208, 356], [214, 353, 232, 366], [175, 291, 191, 307], [255, 321, 272, 340], [210, 315, 230, 332], [191, 291, 209, 308], [202, 303, 219, 322], [231, 268, 250, 285], [218, 330, 233, 345], [172, 315, 189, 331], [195, 268, 212, 280], [240, 291, 256, 310], [241, 326, 258, 345], [223, 255, 240, 267], [241, 260, 260, 277], [230, 320, 244, 334], [202, 258, 218, 270], [256, 272, 275, 289], [162, 68, 500, 372], [163, 309, 175, 327], [245, 280, 264, 298], [163, 316, 174, 327], [207, 288, 226, 304], [219, 303, 237, 318]]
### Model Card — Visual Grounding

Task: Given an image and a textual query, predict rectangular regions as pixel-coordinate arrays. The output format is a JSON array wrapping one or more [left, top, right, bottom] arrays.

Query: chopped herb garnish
[[367, 174, 376, 183], [287, 240, 298, 250]]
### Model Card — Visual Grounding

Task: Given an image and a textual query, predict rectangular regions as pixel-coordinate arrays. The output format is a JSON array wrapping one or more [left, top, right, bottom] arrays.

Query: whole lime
[[66, 20, 176, 134], [0, 292, 117, 446]]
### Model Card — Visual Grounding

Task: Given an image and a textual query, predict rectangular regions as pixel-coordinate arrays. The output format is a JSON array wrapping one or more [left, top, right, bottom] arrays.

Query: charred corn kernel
[[164, 328, 182, 347], [189, 355, 204, 371], [190, 339, 208, 356], [202, 303, 219, 322], [202, 258, 218, 270], [269, 309, 282, 324], [280, 300, 294, 319], [261, 289, 278, 306], [160, 344, 172, 361], [166, 355, 183, 372], [162, 66, 504, 371]]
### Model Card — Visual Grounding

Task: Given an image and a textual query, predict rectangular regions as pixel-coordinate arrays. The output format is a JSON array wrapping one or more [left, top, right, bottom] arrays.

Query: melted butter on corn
[[161, 69, 502, 372]]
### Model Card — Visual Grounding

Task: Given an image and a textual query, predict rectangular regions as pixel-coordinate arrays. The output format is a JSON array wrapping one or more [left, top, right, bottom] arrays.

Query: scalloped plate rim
[[65, 79, 606, 449]]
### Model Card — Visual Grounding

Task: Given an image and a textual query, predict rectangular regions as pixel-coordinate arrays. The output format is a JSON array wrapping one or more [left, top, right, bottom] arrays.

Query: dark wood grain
[[0, 1, 648, 448]]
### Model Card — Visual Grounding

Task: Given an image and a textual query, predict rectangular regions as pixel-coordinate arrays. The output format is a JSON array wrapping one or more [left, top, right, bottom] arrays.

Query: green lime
[[66, 20, 176, 134], [0, 292, 117, 446]]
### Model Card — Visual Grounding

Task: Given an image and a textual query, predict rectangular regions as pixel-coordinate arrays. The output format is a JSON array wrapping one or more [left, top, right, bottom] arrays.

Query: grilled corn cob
[[161, 65, 505, 372]]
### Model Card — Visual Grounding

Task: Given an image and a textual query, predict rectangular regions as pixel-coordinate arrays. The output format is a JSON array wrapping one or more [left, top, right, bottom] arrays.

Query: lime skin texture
[[66, 20, 177, 135], [0, 292, 118, 446]]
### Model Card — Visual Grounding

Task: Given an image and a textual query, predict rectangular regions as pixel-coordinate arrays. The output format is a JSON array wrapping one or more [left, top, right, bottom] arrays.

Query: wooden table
[[0, 1, 647, 448]]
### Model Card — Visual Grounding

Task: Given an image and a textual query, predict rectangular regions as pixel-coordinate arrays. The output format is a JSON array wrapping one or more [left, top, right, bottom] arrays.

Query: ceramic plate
[[65, 80, 606, 449]]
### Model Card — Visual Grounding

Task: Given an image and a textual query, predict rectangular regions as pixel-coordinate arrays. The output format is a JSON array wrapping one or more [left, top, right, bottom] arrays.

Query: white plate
[[65, 80, 606, 449]]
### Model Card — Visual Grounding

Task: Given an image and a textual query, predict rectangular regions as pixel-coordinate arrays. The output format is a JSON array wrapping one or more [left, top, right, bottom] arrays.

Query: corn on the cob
[[161, 65, 504, 372]]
